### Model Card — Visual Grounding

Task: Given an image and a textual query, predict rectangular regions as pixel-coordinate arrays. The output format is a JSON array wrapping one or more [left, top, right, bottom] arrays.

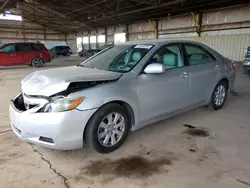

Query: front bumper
[[243, 59, 250, 71], [243, 65, 250, 71], [9, 102, 97, 150]]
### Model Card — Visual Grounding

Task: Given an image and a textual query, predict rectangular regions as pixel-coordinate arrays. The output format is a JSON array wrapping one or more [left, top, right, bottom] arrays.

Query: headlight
[[44, 96, 84, 112]]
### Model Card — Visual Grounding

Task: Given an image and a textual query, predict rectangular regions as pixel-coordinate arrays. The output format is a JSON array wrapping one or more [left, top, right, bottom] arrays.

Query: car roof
[[54, 45, 70, 47], [120, 39, 202, 46], [1, 42, 43, 46]]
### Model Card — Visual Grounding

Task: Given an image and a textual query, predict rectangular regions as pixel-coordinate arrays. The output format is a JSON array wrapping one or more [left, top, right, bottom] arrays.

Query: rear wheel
[[32, 57, 44, 68], [209, 81, 228, 110], [84, 103, 130, 154]]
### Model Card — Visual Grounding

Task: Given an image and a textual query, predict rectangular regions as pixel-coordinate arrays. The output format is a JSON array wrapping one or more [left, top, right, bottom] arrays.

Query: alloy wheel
[[97, 112, 125, 147], [33, 58, 43, 67], [214, 85, 226, 106]]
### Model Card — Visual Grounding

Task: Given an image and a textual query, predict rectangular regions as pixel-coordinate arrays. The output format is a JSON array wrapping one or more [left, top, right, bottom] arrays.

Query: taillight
[[232, 62, 236, 70]]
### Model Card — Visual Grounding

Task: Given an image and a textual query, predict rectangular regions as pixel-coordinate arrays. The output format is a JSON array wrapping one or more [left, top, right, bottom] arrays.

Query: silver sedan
[[9, 40, 236, 153]]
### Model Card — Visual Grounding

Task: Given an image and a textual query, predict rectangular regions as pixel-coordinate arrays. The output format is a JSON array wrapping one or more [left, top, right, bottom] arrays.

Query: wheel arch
[[219, 77, 229, 90], [82, 100, 136, 143]]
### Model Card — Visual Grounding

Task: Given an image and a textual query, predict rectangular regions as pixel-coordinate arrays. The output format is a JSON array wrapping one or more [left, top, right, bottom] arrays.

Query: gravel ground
[[0, 56, 250, 188]]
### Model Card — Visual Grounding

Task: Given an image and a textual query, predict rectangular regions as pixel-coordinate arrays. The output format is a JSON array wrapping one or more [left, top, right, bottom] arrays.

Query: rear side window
[[183, 44, 215, 66], [16, 44, 32, 52], [31, 44, 41, 50], [1, 45, 15, 53], [62, 46, 69, 50]]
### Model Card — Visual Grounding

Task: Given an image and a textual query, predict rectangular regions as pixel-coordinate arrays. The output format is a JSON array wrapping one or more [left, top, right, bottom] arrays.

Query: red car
[[0, 42, 51, 67]]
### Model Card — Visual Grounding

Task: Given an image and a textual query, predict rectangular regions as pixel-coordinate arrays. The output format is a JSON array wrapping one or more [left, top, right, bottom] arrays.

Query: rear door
[[182, 43, 220, 104], [0, 44, 21, 65], [15, 43, 34, 64], [55, 46, 61, 55], [30, 43, 42, 57], [62, 46, 68, 54]]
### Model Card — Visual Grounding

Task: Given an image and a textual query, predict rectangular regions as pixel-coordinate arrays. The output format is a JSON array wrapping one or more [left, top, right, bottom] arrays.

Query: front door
[[182, 43, 220, 104], [137, 44, 190, 123], [0, 44, 18, 66]]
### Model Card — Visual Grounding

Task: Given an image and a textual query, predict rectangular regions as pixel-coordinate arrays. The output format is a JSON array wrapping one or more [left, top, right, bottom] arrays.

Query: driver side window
[[108, 47, 149, 72], [151, 44, 184, 70]]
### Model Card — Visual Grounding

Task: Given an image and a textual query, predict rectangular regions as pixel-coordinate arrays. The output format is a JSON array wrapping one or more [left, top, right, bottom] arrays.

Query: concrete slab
[[0, 56, 250, 188]]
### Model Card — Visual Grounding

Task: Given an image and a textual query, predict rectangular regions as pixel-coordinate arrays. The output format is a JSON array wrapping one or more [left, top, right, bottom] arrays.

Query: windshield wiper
[[76, 64, 84, 67], [76, 64, 98, 70]]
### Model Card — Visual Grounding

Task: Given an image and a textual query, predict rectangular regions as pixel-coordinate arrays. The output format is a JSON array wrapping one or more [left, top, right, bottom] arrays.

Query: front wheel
[[31, 57, 44, 68], [84, 103, 130, 154], [209, 81, 228, 110]]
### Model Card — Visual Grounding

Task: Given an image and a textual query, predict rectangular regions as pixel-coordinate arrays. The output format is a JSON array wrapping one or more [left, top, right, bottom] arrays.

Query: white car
[[9, 40, 236, 153]]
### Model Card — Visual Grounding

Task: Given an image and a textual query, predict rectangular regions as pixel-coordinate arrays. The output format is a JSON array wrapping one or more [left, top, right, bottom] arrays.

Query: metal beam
[[82, 0, 185, 24], [130, 0, 156, 6], [64, 0, 107, 16], [0, 0, 11, 13]]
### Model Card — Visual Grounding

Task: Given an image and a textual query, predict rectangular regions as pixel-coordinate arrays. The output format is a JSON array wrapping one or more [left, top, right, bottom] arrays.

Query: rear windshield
[[31, 44, 42, 50], [61, 46, 70, 49]]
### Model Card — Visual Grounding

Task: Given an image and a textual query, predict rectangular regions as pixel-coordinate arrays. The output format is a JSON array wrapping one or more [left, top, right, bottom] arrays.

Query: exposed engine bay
[[13, 80, 114, 112]]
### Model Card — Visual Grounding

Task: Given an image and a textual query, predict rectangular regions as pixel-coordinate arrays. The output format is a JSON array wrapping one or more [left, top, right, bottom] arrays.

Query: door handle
[[180, 72, 188, 78]]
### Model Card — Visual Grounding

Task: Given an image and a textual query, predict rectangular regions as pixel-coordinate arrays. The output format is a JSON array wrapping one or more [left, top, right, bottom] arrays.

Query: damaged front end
[[13, 92, 50, 112], [12, 80, 114, 113]]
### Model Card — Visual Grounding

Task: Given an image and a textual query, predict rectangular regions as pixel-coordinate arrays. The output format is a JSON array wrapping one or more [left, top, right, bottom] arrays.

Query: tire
[[209, 81, 228, 110], [84, 103, 130, 154], [66, 52, 70, 56], [31, 57, 44, 68]]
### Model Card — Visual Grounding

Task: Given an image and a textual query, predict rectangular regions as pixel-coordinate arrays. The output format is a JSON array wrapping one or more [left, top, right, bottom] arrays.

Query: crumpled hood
[[21, 66, 122, 96]]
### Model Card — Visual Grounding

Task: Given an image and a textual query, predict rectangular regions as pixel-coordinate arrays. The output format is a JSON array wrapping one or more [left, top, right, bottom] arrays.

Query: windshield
[[81, 44, 153, 72]]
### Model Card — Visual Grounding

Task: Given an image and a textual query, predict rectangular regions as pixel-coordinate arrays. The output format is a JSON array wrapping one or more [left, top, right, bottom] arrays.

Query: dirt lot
[[1, 56, 250, 188]]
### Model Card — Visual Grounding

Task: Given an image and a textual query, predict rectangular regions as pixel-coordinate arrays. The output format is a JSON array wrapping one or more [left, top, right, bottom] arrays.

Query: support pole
[[148, 19, 158, 39], [96, 29, 99, 49], [119, 24, 129, 41], [44, 26, 47, 41], [125, 24, 129, 41], [88, 31, 91, 50], [104, 27, 107, 45], [64, 33, 67, 42], [191, 12, 202, 39]]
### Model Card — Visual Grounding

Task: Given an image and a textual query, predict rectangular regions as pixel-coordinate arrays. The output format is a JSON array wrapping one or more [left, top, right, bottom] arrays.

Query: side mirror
[[144, 63, 165, 74]]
